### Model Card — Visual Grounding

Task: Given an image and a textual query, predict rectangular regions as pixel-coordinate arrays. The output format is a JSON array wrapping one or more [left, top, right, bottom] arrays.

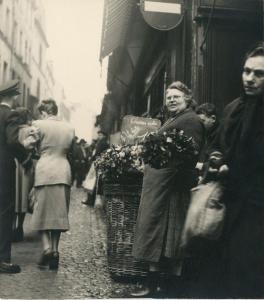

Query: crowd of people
[[0, 42, 263, 298], [130, 42, 264, 298]]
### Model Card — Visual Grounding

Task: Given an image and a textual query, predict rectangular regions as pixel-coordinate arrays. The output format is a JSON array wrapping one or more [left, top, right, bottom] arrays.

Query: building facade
[[99, 0, 263, 134], [0, 0, 55, 116]]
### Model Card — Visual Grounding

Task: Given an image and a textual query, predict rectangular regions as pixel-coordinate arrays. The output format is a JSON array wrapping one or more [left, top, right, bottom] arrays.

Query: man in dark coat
[[0, 80, 31, 273], [92, 131, 109, 159], [209, 43, 264, 298], [74, 139, 87, 188]]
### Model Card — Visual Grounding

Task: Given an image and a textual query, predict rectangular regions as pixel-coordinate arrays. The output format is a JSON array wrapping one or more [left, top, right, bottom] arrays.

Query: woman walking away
[[31, 99, 75, 270], [131, 82, 205, 298]]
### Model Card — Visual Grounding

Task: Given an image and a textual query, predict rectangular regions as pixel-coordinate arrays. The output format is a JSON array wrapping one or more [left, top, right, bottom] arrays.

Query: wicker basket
[[103, 183, 148, 278]]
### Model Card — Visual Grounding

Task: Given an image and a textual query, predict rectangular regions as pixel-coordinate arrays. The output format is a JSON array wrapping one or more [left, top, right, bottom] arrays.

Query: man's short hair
[[196, 103, 217, 117], [245, 41, 264, 61], [38, 99, 58, 116], [79, 139, 86, 144]]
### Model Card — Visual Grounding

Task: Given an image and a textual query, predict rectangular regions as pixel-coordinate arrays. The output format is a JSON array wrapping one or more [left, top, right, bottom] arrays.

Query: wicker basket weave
[[103, 183, 148, 278]]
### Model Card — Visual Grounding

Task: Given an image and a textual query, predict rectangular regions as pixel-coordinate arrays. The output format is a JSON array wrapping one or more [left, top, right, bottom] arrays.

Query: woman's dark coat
[[132, 109, 205, 262]]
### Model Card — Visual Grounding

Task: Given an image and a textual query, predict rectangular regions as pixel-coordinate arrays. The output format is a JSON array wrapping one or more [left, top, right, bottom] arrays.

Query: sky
[[42, 0, 107, 141]]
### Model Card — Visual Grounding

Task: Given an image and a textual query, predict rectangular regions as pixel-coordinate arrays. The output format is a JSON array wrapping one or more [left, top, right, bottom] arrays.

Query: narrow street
[[0, 188, 134, 299]]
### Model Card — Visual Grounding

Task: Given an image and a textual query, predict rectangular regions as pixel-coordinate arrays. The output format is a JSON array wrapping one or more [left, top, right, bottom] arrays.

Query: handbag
[[181, 181, 225, 248], [83, 162, 96, 192]]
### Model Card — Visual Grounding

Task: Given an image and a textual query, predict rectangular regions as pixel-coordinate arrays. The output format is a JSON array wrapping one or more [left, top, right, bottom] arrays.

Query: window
[[28, 47, 31, 69], [27, 87, 30, 107], [11, 69, 16, 79], [0, 1, 3, 32], [3, 61, 8, 83], [19, 31, 23, 57], [13, 21, 18, 52], [5, 8, 10, 41], [39, 45, 42, 68], [22, 83, 26, 106], [135, 65, 166, 118], [24, 40, 28, 64], [37, 79, 40, 99]]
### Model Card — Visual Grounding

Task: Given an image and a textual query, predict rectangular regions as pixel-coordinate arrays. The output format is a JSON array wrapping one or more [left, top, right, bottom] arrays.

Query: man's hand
[[219, 164, 229, 174], [196, 162, 204, 171], [209, 151, 224, 169]]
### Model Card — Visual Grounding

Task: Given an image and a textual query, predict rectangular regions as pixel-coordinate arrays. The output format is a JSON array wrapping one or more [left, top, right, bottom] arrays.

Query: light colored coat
[[33, 117, 75, 187]]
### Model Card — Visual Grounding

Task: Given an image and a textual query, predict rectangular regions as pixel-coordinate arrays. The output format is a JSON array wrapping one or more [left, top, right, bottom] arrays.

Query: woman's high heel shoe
[[49, 251, 59, 270], [38, 248, 53, 267]]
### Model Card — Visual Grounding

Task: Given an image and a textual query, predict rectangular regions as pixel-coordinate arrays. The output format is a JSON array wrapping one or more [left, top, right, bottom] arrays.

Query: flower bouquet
[[139, 129, 199, 169], [94, 144, 144, 183]]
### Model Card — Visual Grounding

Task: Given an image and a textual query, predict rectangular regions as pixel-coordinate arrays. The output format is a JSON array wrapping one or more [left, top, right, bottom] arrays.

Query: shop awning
[[99, 0, 135, 61]]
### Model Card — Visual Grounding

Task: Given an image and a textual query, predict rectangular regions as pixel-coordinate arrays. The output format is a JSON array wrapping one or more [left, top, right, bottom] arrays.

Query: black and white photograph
[[0, 0, 263, 298]]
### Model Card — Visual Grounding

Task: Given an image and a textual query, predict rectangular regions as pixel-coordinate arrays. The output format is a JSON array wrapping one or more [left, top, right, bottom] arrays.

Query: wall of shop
[[100, 0, 263, 133]]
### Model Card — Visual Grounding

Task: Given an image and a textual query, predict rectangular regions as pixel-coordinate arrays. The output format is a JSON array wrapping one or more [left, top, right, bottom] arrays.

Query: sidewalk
[[0, 187, 134, 299]]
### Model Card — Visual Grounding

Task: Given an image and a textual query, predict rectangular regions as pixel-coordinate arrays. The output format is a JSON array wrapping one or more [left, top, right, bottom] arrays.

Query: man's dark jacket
[[210, 95, 264, 297], [93, 138, 109, 159], [0, 104, 28, 262]]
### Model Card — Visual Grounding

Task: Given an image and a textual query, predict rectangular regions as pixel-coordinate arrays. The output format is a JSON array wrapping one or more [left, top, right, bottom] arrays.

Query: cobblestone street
[[0, 187, 134, 299]]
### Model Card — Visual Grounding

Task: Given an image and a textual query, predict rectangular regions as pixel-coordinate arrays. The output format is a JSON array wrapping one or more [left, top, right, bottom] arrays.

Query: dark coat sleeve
[[177, 113, 205, 153], [94, 139, 109, 159], [5, 110, 29, 164], [67, 138, 75, 178]]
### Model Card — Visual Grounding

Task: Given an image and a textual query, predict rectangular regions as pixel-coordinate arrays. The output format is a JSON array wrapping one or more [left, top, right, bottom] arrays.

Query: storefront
[[99, 0, 263, 133]]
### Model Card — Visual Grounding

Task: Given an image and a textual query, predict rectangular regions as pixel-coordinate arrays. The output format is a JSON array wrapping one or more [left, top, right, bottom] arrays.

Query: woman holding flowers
[[131, 81, 205, 297]]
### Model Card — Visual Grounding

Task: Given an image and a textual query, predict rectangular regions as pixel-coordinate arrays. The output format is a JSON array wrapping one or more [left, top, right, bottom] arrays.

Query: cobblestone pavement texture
[[0, 187, 136, 299]]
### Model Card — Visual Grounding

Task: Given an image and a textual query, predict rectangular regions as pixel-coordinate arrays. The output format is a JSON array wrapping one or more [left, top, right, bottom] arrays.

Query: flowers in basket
[[139, 129, 199, 169], [94, 144, 144, 182]]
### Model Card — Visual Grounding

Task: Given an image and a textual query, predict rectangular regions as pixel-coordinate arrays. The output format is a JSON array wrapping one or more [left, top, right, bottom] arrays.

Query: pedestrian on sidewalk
[[131, 81, 205, 297], [30, 99, 75, 270], [0, 80, 32, 274], [82, 130, 109, 206], [13, 107, 38, 242], [74, 139, 88, 188], [209, 42, 264, 298]]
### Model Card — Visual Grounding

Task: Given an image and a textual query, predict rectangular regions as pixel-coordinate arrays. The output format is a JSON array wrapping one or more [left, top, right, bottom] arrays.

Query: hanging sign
[[120, 115, 161, 145], [140, 0, 184, 31]]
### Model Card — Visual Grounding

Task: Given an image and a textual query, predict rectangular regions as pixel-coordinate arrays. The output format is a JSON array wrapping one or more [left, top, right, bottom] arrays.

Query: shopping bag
[[83, 162, 96, 192], [181, 181, 225, 248]]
